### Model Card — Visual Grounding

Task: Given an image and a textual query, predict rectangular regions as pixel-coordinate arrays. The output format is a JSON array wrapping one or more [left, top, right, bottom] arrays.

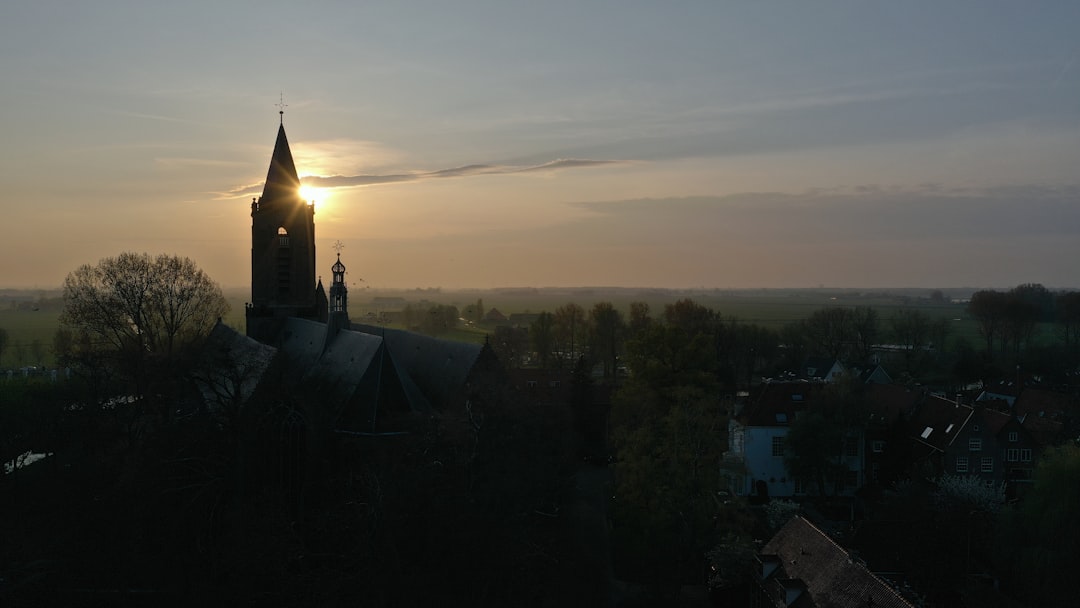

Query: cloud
[[299, 158, 630, 189]]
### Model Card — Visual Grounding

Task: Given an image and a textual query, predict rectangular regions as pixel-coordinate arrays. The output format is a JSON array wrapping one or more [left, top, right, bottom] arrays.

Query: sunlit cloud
[[220, 157, 632, 199]]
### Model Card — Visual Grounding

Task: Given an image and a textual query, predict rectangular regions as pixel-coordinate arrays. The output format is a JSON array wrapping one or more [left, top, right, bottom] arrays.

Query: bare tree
[[60, 252, 229, 394]]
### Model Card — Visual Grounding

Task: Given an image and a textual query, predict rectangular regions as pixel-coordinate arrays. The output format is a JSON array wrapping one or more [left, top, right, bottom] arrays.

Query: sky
[[2, 1, 1079, 291]]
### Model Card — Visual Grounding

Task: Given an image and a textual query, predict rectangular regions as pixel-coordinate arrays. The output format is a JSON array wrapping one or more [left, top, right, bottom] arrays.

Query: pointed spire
[[260, 121, 300, 203]]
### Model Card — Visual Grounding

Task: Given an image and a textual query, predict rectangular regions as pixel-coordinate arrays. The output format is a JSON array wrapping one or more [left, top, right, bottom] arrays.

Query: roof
[[864, 383, 921, 427], [1014, 386, 1079, 420], [261, 122, 301, 204], [909, 394, 972, 452], [352, 323, 483, 410], [800, 357, 842, 381], [195, 321, 278, 408], [207, 319, 483, 432], [760, 516, 917, 608], [741, 382, 826, 427]]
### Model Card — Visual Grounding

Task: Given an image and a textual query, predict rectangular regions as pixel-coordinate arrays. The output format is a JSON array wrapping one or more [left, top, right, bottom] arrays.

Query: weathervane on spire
[[332, 240, 345, 256], [275, 92, 288, 124]]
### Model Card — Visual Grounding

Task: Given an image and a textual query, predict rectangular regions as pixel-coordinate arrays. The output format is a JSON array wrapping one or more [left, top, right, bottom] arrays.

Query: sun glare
[[299, 184, 321, 203]]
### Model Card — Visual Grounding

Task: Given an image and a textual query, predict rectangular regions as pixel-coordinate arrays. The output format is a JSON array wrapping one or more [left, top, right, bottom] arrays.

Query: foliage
[[0, 326, 7, 366], [997, 444, 1080, 607], [764, 498, 801, 532], [783, 375, 867, 496], [589, 302, 625, 379], [529, 310, 555, 369], [59, 252, 228, 393], [932, 474, 1005, 513], [554, 302, 586, 366]]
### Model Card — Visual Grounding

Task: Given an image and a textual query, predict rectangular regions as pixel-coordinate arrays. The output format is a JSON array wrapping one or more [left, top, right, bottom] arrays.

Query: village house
[[753, 515, 917, 608]]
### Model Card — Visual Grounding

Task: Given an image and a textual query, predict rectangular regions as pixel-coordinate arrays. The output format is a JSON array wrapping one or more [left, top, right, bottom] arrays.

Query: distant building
[[200, 114, 489, 434], [754, 516, 917, 608]]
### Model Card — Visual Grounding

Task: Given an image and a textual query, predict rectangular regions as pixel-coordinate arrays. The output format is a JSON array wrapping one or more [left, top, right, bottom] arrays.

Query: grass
[[0, 287, 999, 369]]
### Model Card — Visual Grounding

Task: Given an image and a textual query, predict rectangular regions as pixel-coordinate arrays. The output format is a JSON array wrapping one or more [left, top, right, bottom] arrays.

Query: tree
[[783, 376, 866, 496], [589, 302, 625, 380], [0, 327, 7, 367], [60, 252, 229, 394], [554, 303, 585, 365], [1055, 291, 1080, 355], [890, 309, 933, 374], [529, 311, 555, 369], [997, 444, 1080, 607], [968, 290, 1007, 355]]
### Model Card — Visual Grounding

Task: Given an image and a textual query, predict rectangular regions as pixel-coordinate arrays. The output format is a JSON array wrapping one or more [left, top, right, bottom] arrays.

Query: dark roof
[[761, 516, 916, 608], [195, 321, 278, 407], [800, 357, 840, 381], [864, 383, 920, 427], [909, 394, 972, 452], [261, 122, 301, 203], [352, 323, 483, 410], [205, 320, 482, 432], [1020, 413, 1063, 446], [1014, 387, 1079, 420], [741, 382, 826, 427]]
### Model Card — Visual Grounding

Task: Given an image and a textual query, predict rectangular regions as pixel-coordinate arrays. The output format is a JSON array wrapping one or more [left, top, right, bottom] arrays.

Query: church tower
[[247, 113, 317, 335]]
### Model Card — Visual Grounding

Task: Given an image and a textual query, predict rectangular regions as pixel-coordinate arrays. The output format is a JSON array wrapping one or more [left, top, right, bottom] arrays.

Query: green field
[[0, 287, 992, 369]]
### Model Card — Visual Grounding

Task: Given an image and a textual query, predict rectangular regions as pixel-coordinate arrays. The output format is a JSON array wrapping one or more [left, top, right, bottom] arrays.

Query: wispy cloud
[[222, 157, 631, 198]]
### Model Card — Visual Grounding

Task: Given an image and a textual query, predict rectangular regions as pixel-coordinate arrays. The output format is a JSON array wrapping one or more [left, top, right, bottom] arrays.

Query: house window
[[278, 226, 290, 247], [844, 469, 859, 488], [968, 438, 982, 451], [845, 440, 859, 458], [1008, 431, 1018, 442], [794, 478, 806, 494], [871, 462, 881, 480], [772, 436, 785, 457], [1006, 449, 1019, 462], [1020, 449, 1032, 462], [956, 456, 968, 473], [871, 440, 885, 453], [981, 457, 993, 473]]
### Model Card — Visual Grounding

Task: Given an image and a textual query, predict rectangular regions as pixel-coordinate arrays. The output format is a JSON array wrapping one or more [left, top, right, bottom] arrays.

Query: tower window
[[278, 227, 290, 247]]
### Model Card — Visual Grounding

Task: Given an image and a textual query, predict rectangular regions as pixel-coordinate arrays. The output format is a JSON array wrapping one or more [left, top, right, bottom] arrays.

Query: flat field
[[0, 287, 991, 368]]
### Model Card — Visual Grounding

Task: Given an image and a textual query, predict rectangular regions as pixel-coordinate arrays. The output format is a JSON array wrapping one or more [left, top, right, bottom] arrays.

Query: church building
[[198, 114, 489, 434]]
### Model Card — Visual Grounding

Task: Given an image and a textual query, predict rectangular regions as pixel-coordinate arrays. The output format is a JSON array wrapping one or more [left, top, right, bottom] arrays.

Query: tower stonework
[[247, 119, 318, 336]]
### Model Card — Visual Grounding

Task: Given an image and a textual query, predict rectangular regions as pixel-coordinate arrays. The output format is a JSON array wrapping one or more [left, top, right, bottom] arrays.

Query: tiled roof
[[1014, 387, 1079, 420], [909, 395, 972, 452], [864, 383, 920, 426], [741, 382, 826, 427], [761, 516, 916, 608]]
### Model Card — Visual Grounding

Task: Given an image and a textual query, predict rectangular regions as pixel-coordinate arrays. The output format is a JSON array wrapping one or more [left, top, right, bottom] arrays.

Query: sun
[[299, 184, 322, 203]]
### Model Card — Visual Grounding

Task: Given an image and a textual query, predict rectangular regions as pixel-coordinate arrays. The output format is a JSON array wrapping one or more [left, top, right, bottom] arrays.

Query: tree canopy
[[59, 252, 229, 391]]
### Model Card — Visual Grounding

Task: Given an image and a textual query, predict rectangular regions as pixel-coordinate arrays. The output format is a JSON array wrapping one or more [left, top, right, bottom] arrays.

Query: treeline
[[497, 283, 1080, 390]]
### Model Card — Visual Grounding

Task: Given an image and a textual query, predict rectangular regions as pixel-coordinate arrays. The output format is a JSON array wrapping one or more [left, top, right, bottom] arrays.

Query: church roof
[[261, 122, 301, 202]]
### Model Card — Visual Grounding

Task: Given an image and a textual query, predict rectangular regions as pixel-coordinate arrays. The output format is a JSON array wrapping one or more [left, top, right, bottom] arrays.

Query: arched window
[[277, 227, 290, 247]]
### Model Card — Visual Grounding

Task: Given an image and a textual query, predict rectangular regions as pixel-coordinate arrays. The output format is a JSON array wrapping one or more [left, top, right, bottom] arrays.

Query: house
[[753, 515, 917, 608], [724, 382, 826, 498], [798, 357, 845, 383], [906, 394, 974, 475]]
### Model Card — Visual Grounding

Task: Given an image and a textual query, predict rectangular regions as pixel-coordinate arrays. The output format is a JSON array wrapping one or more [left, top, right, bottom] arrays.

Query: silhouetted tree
[[968, 290, 1008, 355], [589, 302, 625, 380], [555, 302, 586, 365], [529, 311, 556, 369], [60, 252, 229, 396]]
